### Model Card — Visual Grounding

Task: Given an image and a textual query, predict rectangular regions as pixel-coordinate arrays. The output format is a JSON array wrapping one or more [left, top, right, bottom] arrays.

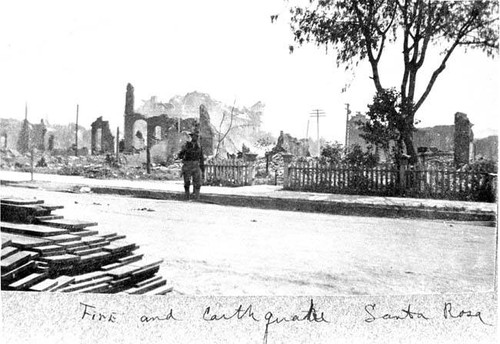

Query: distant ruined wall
[[413, 125, 455, 152], [123, 83, 216, 157], [124, 83, 146, 151], [454, 112, 474, 167], [16, 119, 46, 153], [347, 113, 369, 150], [475, 135, 498, 161], [199, 105, 214, 156], [91, 116, 115, 154], [273, 131, 309, 157]]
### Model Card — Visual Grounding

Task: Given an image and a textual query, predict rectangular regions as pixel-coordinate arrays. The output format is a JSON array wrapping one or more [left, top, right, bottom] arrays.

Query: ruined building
[[16, 119, 47, 153], [453, 112, 474, 167], [91, 116, 115, 155], [475, 136, 498, 161], [348, 112, 478, 166], [271, 131, 310, 157], [123, 83, 215, 156], [346, 112, 370, 150]]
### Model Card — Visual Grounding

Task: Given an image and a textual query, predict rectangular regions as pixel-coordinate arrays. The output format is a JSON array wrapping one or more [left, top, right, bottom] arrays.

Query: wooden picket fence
[[286, 161, 497, 202], [204, 159, 252, 186]]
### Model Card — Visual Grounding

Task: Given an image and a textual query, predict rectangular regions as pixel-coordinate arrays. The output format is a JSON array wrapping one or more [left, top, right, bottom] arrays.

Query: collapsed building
[[91, 116, 115, 155], [123, 83, 215, 157], [16, 119, 47, 153], [348, 112, 486, 166], [270, 131, 310, 157]]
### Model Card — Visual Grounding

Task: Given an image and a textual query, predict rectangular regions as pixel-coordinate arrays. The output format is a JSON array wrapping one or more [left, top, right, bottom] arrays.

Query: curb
[[89, 186, 497, 222]]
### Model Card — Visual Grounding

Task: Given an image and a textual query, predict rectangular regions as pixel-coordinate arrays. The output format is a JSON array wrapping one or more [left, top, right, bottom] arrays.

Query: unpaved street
[[1, 186, 496, 296]]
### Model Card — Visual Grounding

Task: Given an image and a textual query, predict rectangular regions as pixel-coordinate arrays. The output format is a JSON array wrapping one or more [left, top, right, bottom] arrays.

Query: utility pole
[[310, 109, 325, 156], [116, 126, 120, 162], [344, 103, 351, 150], [75, 104, 79, 156]]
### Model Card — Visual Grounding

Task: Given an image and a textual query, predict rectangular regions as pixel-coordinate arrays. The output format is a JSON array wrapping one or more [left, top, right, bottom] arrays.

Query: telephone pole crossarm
[[309, 109, 326, 157]]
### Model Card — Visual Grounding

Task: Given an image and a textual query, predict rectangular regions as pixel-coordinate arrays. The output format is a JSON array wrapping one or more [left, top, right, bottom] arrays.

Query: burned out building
[[271, 131, 310, 157], [91, 116, 115, 155], [348, 112, 481, 166], [16, 119, 47, 153], [123, 83, 215, 157]]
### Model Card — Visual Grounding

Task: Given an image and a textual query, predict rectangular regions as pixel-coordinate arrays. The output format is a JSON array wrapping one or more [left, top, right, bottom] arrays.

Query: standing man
[[178, 131, 205, 200]]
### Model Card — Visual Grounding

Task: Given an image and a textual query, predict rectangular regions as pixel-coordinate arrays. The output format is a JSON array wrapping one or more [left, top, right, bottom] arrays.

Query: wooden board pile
[[1, 197, 172, 295]]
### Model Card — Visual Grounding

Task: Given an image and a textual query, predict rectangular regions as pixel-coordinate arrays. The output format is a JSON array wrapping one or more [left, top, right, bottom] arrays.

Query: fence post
[[398, 156, 409, 195], [244, 153, 258, 185], [282, 153, 294, 189]]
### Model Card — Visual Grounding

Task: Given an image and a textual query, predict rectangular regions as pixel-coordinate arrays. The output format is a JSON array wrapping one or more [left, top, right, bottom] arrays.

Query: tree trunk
[[402, 131, 418, 165]]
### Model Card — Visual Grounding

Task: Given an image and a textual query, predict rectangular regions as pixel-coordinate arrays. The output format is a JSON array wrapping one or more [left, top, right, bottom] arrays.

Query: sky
[[1, 0, 498, 143]]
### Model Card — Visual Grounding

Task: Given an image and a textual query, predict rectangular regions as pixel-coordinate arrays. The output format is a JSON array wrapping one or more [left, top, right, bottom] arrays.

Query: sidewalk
[[0, 170, 496, 222]]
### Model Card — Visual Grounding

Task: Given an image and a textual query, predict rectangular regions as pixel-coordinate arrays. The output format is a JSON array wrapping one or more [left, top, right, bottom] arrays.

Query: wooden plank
[[1, 204, 51, 221], [34, 215, 65, 222], [9, 272, 48, 290], [109, 276, 133, 287], [39, 219, 98, 231], [117, 253, 144, 265], [1, 222, 69, 237], [31, 244, 67, 255], [130, 258, 164, 271], [87, 241, 110, 249], [135, 275, 162, 288], [58, 276, 113, 292], [38, 254, 81, 265], [106, 264, 143, 279], [100, 261, 128, 271], [47, 276, 75, 291], [102, 241, 136, 254], [1, 261, 36, 284], [74, 282, 111, 294], [1, 246, 19, 259], [72, 270, 110, 284], [1, 251, 33, 272], [1, 232, 52, 248], [72, 230, 99, 237], [77, 251, 112, 265], [39, 204, 64, 211], [79, 236, 107, 245], [55, 240, 88, 250], [98, 232, 118, 239], [107, 235, 127, 242], [30, 278, 59, 292], [1, 198, 44, 205], [130, 265, 160, 281], [127, 278, 166, 295], [26, 251, 40, 260], [44, 234, 82, 244], [70, 247, 102, 256], [1, 237, 12, 248]]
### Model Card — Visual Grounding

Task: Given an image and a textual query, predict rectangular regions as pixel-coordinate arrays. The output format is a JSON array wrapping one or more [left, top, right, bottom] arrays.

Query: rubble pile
[[253, 153, 285, 185], [1, 197, 172, 294], [0, 149, 182, 181]]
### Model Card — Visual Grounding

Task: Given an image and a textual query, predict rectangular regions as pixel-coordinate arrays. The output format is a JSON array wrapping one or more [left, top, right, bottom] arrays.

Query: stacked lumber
[[1, 197, 172, 295]]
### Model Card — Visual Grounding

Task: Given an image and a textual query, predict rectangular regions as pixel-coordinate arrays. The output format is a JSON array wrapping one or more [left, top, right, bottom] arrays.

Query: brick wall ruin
[[16, 119, 46, 153], [271, 131, 310, 156], [91, 116, 115, 155], [123, 83, 215, 157], [199, 105, 214, 156], [454, 112, 474, 167], [348, 111, 481, 165]]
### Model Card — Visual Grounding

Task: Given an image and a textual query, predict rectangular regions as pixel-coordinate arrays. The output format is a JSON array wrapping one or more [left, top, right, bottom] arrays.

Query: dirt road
[[1, 186, 496, 296]]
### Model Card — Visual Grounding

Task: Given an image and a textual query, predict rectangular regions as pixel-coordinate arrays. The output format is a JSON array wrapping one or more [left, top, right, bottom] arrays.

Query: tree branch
[[415, 7, 479, 111]]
